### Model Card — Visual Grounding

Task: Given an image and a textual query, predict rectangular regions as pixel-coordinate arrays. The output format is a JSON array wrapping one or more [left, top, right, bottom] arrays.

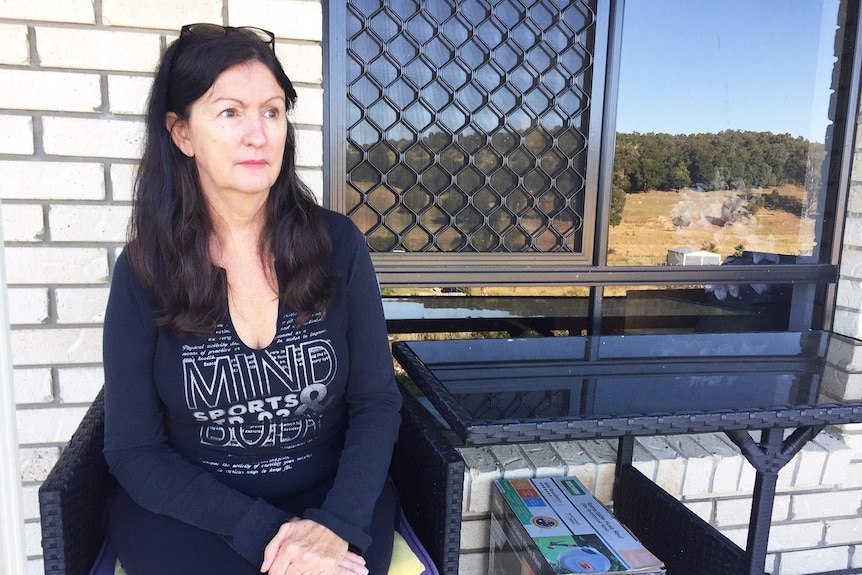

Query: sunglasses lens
[[181, 24, 274, 46], [184, 23, 227, 37]]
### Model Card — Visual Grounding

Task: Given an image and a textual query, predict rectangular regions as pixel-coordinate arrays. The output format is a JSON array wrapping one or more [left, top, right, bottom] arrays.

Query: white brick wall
[[0, 5, 327, 569]]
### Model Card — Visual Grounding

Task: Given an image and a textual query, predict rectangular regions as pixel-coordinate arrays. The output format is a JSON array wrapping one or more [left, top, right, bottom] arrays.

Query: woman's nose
[[243, 117, 267, 146]]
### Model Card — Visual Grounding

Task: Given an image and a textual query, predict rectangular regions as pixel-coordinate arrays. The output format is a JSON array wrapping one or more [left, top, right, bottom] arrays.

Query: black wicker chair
[[38, 388, 466, 575]]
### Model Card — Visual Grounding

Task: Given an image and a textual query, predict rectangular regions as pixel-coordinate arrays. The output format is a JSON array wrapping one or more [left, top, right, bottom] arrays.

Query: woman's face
[[168, 60, 288, 206]]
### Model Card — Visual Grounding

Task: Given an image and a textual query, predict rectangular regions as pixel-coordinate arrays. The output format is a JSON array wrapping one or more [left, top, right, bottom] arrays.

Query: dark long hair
[[127, 27, 333, 335]]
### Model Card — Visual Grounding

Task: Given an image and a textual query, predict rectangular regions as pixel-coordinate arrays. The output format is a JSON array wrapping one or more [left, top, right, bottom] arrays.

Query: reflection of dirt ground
[[608, 186, 816, 265]]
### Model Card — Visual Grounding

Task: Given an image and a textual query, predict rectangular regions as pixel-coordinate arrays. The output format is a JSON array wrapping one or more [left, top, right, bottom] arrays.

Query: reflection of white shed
[[667, 247, 722, 265]]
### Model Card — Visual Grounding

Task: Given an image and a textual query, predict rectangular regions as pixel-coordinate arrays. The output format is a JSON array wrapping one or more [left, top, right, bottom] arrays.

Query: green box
[[489, 477, 665, 575]]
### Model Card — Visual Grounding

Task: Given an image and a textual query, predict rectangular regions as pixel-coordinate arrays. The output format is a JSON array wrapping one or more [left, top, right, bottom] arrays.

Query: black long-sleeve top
[[102, 210, 402, 566]]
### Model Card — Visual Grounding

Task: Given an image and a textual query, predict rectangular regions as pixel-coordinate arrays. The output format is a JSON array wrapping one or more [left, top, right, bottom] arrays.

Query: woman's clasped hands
[[261, 518, 369, 575]]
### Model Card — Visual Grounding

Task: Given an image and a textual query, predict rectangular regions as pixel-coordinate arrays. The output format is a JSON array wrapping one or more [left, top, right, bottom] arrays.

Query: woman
[[102, 24, 402, 575]]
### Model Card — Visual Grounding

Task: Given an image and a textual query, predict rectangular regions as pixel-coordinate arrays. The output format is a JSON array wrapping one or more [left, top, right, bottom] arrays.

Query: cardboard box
[[489, 477, 665, 575]]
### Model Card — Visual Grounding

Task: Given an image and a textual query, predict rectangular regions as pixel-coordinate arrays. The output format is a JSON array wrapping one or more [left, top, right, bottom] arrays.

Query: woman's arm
[[300, 214, 403, 552], [102, 252, 292, 566]]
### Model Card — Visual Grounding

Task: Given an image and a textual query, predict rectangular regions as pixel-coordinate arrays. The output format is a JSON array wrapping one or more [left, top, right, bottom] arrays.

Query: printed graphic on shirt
[[180, 313, 336, 455]]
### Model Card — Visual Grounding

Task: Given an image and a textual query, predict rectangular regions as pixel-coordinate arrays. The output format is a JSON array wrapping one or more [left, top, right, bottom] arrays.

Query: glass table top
[[393, 331, 862, 444]]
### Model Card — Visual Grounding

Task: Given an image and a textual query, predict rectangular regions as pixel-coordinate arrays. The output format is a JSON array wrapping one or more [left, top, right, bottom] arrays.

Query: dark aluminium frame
[[323, 0, 862, 332]]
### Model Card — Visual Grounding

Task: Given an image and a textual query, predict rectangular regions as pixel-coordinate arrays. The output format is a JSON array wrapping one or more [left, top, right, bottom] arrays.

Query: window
[[325, 0, 861, 334]]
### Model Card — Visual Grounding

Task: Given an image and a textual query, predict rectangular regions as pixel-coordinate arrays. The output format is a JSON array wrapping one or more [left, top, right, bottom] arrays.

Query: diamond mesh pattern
[[346, 0, 595, 252]]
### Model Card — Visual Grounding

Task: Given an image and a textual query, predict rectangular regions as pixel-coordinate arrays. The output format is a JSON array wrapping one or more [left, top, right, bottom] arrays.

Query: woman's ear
[[166, 112, 194, 157]]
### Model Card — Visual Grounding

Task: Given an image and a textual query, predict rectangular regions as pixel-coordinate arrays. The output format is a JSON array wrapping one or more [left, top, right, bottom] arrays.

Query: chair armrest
[[390, 388, 465, 575], [39, 389, 117, 575]]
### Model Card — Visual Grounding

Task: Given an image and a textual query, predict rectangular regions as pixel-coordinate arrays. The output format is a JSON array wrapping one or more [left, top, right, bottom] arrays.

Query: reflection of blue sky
[[615, 0, 840, 141]]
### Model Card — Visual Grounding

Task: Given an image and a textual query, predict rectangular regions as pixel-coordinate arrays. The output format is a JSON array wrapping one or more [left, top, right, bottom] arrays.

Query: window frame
[[323, 0, 861, 330]]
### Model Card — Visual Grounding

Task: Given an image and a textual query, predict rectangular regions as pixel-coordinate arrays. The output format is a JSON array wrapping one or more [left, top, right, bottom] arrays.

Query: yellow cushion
[[114, 530, 424, 575], [388, 530, 426, 575]]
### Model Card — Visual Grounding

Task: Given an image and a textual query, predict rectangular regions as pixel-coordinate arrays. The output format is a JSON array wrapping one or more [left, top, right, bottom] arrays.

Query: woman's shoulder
[[319, 208, 363, 245]]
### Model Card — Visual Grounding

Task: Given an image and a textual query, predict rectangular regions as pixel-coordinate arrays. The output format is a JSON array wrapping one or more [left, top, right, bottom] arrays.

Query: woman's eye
[[220, 108, 238, 118], [264, 108, 282, 119]]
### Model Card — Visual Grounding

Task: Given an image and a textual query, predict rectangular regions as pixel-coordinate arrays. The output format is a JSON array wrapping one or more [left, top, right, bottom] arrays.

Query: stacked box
[[490, 477, 665, 575]]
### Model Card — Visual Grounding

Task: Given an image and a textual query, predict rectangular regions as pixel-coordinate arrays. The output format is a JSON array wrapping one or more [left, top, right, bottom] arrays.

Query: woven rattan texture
[[39, 390, 116, 575], [615, 465, 747, 575], [391, 389, 465, 575]]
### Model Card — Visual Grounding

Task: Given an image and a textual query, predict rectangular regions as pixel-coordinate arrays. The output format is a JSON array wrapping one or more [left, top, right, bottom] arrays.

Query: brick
[[35, 27, 160, 72], [27, 558, 45, 575], [665, 435, 714, 496], [228, 0, 322, 41], [0, 161, 105, 201], [0, 70, 101, 113], [738, 459, 756, 491], [103, 0, 221, 29], [296, 127, 322, 168], [16, 406, 89, 444], [768, 521, 824, 550], [520, 442, 566, 476], [845, 214, 862, 248], [4, 247, 108, 284], [55, 287, 110, 324], [825, 517, 862, 545], [792, 489, 862, 520], [11, 327, 103, 366], [772, 494, 791, 522], [551, 441, 598, 492], [0, 0, 95, 23], [7, 288, 49, 325], [275, 43, 322, 84], [827, 334, 862, 371], [684, 500, 712, 523], [21, 485, 40, 520], [813, 431, 853, 486], [457, 551, 487, 575], [0, 115, 34, 155], [836, 278, 862, 309], [787, 442, 829, 487], [57, 366, 103, 404], [458, 446, 500, 516], [108, 75, 153, 116], [844, 461, 862, 488], [838, 248, 862, 280], [297, 168, 323, 204], [694, 433, 743, 493], [293, 86, 324, 126], [715, 496, 788, 527], [24, 521, 41, 556], [638, 436, 684, 498], [491, 445, 534, 479], [777, 546, 852, 574], [110, 163, 137, 202], [459, 518, 489, 552], [719, 526, 747, 550], [18, 447, 60, 482], [49, 205, 131, 243], [42, 117, 145, 160], [0, 23, 29, 65], [848, 180, 862, 210], [13, 367, 53, 404], [2, 204, 44, 242], [832, 308, 862, 340], [822, 364, 862, 402]]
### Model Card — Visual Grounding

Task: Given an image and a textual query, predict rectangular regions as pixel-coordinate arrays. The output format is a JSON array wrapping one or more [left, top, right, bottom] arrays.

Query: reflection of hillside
[[346, 123, 588, 252]]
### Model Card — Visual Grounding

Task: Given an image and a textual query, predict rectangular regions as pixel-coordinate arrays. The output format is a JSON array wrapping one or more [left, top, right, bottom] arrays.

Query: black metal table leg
[[614, 435, 635, 503], [725, 425, 825, 575]]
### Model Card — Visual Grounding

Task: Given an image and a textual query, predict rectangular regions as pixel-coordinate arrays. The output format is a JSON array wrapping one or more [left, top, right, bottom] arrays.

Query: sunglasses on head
[[179, 23, 276, 50]]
